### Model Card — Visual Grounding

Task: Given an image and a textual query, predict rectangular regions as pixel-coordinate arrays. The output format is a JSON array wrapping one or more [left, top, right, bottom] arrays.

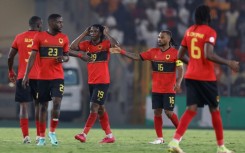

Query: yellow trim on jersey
[[176, 60, 183, 66]]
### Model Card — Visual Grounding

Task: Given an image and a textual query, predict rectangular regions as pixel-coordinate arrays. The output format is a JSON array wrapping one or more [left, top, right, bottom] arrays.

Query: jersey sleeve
[[63, 35, 69, 53], [11, 35, 19, 49], [140, 49, 153, 61], [105, 40, 111, 51], [205, 29, 217, 46], [78, 41, 88, 52], [32, 33, 40, 52], [181, 31, 188, 47]]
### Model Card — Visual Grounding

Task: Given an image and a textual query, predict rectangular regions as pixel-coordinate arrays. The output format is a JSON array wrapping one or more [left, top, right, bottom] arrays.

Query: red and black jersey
[[79, 40, 110, 84], [32, 31, 69, 80], [140, 47, 182, 93], [181, 24, 217, 81], [11, 30, 40, 79]]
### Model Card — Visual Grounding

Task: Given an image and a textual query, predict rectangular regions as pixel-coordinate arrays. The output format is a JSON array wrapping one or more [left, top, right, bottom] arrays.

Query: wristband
[[9, 69, 15, 77], [120, 49, 126, 55], [77, 53, 83, 58]]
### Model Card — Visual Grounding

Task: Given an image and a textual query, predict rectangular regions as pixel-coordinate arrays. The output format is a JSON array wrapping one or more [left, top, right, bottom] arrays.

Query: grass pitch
[[0, 128, 244, 153]]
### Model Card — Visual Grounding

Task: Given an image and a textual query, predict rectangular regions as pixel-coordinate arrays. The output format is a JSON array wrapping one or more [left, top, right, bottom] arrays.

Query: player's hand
[[56, 56, 64, 63], [174, 84, 182, 93], [229, 60, 239, 72], [110, 45, 121, 54], [86, 53, 96, 62], [78, 52, 91, 62], [8, 69, 16, 83], [84, 27, 90, 36], [103, 26, 109, 35], [22, 75, 29, 89]]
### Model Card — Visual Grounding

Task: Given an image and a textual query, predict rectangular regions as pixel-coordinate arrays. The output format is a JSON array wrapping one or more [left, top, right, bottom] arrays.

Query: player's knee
[[90, 103, 100, 112], [98, 106, 105, 115], [164, 110, 173, 118], [154, 109, 162, 116]]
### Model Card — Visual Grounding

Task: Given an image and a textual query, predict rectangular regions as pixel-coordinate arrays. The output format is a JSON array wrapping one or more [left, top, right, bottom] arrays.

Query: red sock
[[83, 113, 97, 135], [174, 110, 196, 140], [170, 113, 179, 128], [211, 110, 224, 146], [154, 115, 163, 138], [99, 112, 112, 135], [35, 120, 40, 136], [20, 118, 29, 137], [50, 118, 59, 133], [39, 122, 46, 137]]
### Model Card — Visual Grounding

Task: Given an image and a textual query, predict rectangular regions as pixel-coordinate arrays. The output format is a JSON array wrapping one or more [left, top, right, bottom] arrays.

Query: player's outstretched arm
[[204, 43, 239, 72], [22, 51, 37, 88], [70, 27, 90, 51], [8, 48, 18, 83], [110, 45, 141, 60], [69, 50, 90, 62]]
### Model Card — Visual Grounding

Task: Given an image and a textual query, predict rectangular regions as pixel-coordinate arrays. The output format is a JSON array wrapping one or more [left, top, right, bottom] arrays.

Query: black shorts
[[185, 79, 219, 108], [89, 84, 109, 105], [37, 79, 64, 102], [152, 93, 176, 111], [15, 79, 38, 103]]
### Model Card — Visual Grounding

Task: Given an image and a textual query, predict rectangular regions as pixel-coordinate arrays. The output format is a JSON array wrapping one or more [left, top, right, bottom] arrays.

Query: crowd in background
[[87, 0, 245, 96]]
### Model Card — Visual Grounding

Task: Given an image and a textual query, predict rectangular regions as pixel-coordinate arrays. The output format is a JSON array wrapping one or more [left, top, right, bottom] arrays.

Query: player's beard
[[54, 26, 62, 33], [157, 42, 164, 47]]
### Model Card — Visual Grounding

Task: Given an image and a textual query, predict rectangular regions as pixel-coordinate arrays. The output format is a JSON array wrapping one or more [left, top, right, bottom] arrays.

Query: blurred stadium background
[[0, 0, 244, 129]]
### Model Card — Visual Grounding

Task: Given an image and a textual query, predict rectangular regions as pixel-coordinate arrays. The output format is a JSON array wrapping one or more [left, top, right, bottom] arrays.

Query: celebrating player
[[70, 24, 119, 143]]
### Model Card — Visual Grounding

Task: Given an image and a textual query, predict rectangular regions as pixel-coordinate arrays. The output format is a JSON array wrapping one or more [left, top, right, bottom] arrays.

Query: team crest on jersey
[[98, 45, 102, 50], [216, 96, 220, 102], [166, 54, 170, 60], [59, 38, 63, 44]]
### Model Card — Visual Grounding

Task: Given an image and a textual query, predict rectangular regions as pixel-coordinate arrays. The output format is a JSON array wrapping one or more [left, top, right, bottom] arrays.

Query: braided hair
[[194, 5, 211, 25], [90, 24, 105, 42], [161, 30, 177, 47]]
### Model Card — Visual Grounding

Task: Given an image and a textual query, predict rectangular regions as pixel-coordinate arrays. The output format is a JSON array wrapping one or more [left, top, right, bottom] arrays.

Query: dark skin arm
[[177, 46, 189, 64], [70, 28, 89, 51], [110, 45, 141, 60], [56, 52, 69, 63], [204, 43, 239, 72], [103, 26, 120, 47], [69, 50, 90, 62], [22, 51, 37, 88], [174, 64, 184, 92], [8, 48, 18, 83]]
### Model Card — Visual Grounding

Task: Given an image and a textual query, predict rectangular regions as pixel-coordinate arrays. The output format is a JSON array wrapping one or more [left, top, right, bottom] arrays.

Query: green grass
[[0, 128, 244, 153]]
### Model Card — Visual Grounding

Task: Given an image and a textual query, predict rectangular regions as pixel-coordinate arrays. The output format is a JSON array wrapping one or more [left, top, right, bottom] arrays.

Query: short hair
[[194, 5, 211, 25], [90, 24, 105, 41], [48, 14, 62, 22], [29, 16, 41, 27]]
